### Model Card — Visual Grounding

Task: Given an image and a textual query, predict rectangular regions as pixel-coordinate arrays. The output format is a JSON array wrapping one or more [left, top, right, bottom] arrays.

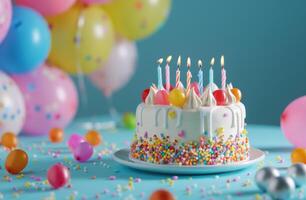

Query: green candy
[[122, 112, 136, 130]]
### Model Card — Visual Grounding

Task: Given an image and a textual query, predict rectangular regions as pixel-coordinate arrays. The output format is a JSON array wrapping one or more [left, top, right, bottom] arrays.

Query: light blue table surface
[[0, 116, 303, 200]]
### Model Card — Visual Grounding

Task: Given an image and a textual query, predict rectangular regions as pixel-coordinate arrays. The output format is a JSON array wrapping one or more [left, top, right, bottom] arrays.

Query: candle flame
[[210, 57, 215, 66], [157, 58, 163, 65], [177, 56, 181, 67], [187, 57, 191, 69], [221, 55, 224, 67], [166, 55, 172, 63], [198, 60, 203, 68]]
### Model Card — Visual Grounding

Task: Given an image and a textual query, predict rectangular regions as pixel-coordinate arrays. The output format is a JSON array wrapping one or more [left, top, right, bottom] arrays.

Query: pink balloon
[[16, 0, 76, 16], [67, 134, 85, 152], [47, 163, 70, 189], [73, 142, 93, 162], [0, 0, 12, 43], [89, 38, 137, 97], [11, 64, 78, 136], [154, 90, 169, 105], [81, 0, 111, 5], [190, 82, 200, 96], [281, 96, 306, 148]]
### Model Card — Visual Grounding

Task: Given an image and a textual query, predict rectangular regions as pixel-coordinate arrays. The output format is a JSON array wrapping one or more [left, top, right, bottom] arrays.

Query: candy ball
[[73, 142, 93, 162], [141, 88, 150, 102], [255, 166, 281, 191], [213, 89, 228, 106], [5, 149, 28, 174], [168, 88, 186, 108], [122, 113, 136, 130], [49, 128, 64, 143], [67, 134, 85, 152], [154, 90, 169, 105], [281, 96, 306, 148], [231, 88, 242, 102], [1, 132, 18, 149], [149, 189, 175, 200], [85, 130, 102, 147], [267, 176, 295, 200], [47, 163, 70, 189], [287, 163, 306, 187], [190, 82, 200, 96], [291, 148, 306, 164]]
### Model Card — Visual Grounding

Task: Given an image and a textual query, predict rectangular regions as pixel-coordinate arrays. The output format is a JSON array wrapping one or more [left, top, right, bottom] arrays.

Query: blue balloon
[[0, 6, 51, 74]]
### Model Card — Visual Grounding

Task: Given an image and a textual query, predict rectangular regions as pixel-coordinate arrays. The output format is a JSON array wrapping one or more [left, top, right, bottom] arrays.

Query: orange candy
[[5, 149, 28, 174], [85, 130, 102, 147], [291, 148, 306, 164], [49, 128, 64, 143], [231, 88, 242, 102], [1, 132, 18, 149], [149, 189, 175, 200]]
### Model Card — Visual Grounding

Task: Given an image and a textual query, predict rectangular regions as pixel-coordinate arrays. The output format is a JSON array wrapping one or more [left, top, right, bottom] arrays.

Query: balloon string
[[106, 95, 120, 124]]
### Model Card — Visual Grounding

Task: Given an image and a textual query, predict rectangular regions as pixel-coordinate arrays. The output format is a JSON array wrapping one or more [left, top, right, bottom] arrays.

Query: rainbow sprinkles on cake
[[131, 55, 249, 166]]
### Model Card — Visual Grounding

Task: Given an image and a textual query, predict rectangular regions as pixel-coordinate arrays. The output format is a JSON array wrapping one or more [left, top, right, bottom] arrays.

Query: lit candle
[[157, 58, 164, 90], [165, 55, 172, 92], [186, 57, 192, 95], [209, 57, 215, 90], [197, 59, 203, 95], [221, 55, 226, 90], [175, 56, 181, 88]]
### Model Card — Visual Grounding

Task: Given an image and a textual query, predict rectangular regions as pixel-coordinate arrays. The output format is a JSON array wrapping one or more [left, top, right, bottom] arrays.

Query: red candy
[[47, 163, 70, 189], [213, 89, 227, 105], [154, 90, 169, 105], [141, 88, 150, 102]]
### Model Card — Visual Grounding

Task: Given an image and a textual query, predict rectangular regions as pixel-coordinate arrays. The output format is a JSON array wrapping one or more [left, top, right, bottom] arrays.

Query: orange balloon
[[231, 88, 242, 102], [1, 132, 18, 149], [291, 148, 306, 164], [5, 149, 28, 174], [149, 189, 175, 200], [49, 128, 64, 143], [85, 130, 102, 147]]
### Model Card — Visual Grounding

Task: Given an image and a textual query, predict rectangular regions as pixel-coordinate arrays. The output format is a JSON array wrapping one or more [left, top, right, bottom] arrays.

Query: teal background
[[77, 0, 306, 125]]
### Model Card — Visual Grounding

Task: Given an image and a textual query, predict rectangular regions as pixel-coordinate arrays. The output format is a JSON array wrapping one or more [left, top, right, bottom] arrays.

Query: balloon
[[49, 128, 64, 143], [89, 38, 137, 97], [291, 148, 306, 164], [142, 88, 150, 102], [168, 88, 186, 108], [1, 132, 18, 149], [231, 88, 242, 102], [122, 112, 136, 130], [81, 0, 111, 5], [73, 141, 93, 162], [47, 4, 114, 74], [213, 89, 227, 105], [0, 72, 25, 137], [47, 163, 70, 189], [0, 6, 51, 74], [103, 0, 171, 40], [0, 0, 12, 43], [281, 96, 306, 148], [16, 0, 76, 16], [154, 90, 169, 105], [5, 149, 28, 174], [67, 134, 85, 152], [149, 189, 175, 200], [11, 64, 78, 136], [85, 130, 102, 147]]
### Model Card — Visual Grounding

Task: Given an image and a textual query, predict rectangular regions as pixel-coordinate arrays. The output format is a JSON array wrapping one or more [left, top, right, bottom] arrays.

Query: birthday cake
[[130, 56, 249, 166]]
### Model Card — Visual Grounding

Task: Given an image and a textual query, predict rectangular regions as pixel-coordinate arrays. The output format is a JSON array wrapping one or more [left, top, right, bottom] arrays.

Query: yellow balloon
[[102, 0, 171, 40], [169, 88, 186, 108], [47, 4, 114, 74]]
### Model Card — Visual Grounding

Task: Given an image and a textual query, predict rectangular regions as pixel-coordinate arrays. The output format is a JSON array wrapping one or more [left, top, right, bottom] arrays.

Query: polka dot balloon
[[0, 72, 25, 137], [11, 63, 78, 136]]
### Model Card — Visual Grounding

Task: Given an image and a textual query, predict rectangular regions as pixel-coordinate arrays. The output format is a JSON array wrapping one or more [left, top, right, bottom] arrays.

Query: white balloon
[[0, 72, 25, 136], [89, 38, 137, 97]]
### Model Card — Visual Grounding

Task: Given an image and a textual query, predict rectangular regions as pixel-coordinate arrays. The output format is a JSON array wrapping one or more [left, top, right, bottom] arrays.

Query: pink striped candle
[[175, 56, 181, 88], [165, 56, 172, 91], [186, 57, 192, 95]]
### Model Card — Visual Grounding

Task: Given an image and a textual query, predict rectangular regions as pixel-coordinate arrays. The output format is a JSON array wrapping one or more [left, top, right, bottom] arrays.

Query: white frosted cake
[[130, 56, 249, 165]]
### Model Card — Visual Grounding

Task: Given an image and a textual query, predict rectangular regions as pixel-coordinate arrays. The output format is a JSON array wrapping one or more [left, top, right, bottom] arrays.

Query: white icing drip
[[226, 84, 236, 105], [145, 86, 157, 105], [201, 87, 217, 107], [155, 107, 162, 127], [176, 108, 182, 128], [184, 88, 202, 109], [207, 108, 216, 139], [164, 108, 170, 129], [226, 106, 236, 128]]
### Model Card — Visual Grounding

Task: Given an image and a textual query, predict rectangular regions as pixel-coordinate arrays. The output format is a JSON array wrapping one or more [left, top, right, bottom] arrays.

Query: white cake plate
[[112, 148, 265, 175]]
